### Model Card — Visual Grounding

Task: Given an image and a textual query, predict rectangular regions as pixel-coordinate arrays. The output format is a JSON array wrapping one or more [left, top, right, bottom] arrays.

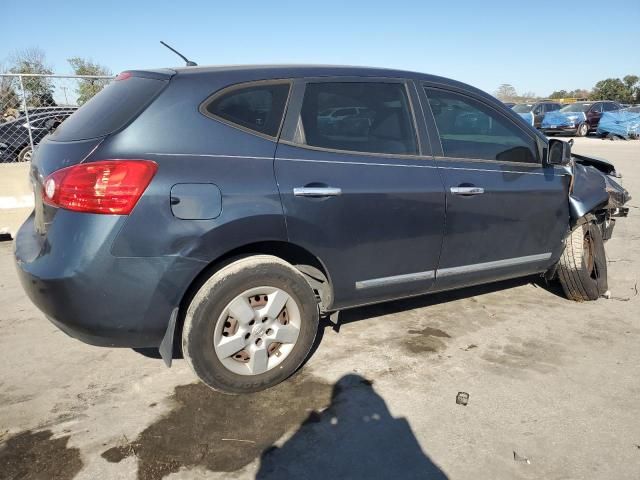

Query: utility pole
[[60, 86, 69, 105]]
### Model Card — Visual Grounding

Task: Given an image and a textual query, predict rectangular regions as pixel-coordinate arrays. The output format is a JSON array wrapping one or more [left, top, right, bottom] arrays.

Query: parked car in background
[[597, 105, 640, 139], [512, 101, 562, 128], [542, 101, 621, 137], [0, 109, 77, 162], [14, 65, 630, 394], [502, 102, 516, 108]]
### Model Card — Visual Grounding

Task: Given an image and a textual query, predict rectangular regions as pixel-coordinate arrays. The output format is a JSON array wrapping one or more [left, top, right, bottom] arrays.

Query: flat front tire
[[556, 222, 608, 301], [182, 255, 319, 394]]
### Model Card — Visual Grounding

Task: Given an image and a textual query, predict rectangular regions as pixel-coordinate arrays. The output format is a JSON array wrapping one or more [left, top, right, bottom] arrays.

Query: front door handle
[[450, 186, 484, 195], [293, 187, 342, 197]]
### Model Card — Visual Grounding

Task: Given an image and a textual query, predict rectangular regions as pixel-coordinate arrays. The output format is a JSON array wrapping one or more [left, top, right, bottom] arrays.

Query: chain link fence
[[0, 74, 113, 163]]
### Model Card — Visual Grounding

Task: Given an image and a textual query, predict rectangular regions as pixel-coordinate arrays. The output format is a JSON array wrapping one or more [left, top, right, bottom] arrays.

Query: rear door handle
[[450, 186, 484, 195], [293, 187, 342, 197]]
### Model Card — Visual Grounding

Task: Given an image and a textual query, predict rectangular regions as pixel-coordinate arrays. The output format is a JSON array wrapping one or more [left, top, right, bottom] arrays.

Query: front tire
[[182, 255, 319, 394], [17, 145, 32, 162], [576, 123, 589, 137], [556, 222, 608, 301]]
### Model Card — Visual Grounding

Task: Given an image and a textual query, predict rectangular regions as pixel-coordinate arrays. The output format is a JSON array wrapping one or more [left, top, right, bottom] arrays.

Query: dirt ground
[[1, 136, 639, 480]]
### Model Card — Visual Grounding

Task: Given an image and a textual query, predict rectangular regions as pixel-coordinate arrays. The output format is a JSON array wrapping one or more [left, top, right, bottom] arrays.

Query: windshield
[[512, 104, 533, 113], [560, 103, 591, 113]]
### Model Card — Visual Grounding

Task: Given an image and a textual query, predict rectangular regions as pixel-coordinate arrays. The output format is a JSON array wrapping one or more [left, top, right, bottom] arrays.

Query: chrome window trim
[[144, 152, 564, 177]]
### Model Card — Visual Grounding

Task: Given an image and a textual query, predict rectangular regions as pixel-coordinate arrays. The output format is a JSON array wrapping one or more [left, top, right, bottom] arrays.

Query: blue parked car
[[14, 65, 630, 393], [512, 101, 562, 129], [542, 101, 622, 137]]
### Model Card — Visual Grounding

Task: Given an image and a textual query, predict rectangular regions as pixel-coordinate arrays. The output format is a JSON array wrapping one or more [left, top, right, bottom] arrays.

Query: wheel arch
[[171, 240, 333, 358]]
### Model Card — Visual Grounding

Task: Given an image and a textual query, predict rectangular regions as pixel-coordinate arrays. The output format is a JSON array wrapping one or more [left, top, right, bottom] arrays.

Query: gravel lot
[[1, 136, 639, 480]]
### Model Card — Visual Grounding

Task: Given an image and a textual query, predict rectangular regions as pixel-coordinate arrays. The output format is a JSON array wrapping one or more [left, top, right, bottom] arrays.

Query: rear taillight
[[43, 160, 157, 215]]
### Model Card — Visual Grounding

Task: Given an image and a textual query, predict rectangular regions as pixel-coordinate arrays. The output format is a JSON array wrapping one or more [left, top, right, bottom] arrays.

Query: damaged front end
[[566, 151, 630, 240]]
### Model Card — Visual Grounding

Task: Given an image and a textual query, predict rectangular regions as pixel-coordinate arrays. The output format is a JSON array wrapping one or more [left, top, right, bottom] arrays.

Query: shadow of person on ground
[[256, 374, 448, 480]]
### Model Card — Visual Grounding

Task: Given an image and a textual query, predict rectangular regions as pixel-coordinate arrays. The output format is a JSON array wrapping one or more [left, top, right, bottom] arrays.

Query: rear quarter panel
[[104, 73, 288, 261]]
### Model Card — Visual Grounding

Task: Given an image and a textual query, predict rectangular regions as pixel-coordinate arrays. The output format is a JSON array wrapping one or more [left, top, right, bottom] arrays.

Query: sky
[[2, 0, 639, 97]]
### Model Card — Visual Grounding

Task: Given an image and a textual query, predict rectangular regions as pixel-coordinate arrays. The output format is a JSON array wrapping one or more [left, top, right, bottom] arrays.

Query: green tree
[[9, 47, 55, 107], [622, 75, 639, 102], [67, 57, 112, 105], [590, 78, 632, 103], [549, 90, 568, 99]]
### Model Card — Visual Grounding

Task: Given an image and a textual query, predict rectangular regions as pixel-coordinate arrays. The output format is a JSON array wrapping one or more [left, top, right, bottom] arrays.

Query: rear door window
[[203, 82, 290, 138], [51, 75, 167, 141], [296, 82, 417, 155], [425, 88, 539, 164]]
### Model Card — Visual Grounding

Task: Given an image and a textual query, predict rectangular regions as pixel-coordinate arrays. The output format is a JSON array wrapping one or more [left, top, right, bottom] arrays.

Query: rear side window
[[296, 82, 417, 155], [203, 83, 290, 138], [425, 88, 538, 164], [51, 76, 167, 141]]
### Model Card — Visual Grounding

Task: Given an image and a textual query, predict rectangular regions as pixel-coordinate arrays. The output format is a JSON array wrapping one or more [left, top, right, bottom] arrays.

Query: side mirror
[[547, 138, 572, 166]]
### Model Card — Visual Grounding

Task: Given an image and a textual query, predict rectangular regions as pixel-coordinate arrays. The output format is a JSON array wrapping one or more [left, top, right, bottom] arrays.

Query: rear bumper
[[14, 212, 204, 348]]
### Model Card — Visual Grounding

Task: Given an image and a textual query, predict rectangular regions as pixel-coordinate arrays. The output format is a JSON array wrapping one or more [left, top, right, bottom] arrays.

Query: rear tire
[[182, 255, 319, 394], [556, 222, 608, 301]]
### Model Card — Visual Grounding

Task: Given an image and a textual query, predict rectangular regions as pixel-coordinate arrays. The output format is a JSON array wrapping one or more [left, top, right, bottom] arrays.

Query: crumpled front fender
[[566, 154, 631, 224], [568, 163, 610, 221]]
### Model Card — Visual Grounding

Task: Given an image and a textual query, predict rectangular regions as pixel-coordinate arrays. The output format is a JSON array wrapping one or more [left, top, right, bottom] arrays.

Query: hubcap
[[20, 148, 32, 162], [213, 286, 301, 376]]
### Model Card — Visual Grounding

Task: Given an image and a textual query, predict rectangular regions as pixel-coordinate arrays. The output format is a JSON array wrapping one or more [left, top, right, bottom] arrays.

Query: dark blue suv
[[14, 66, 629, 393]]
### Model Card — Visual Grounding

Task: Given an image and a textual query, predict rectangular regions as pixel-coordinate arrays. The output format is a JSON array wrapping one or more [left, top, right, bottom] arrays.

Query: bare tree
[[495, 84, 518, 102], [9, 47, 55, 107], [0, 62, 21, 120]]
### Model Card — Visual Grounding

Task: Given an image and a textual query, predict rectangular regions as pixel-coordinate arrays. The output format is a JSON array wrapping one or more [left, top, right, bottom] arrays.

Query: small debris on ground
[[462, 344, 478, 351], [456, 392, 469, 406], [513, 451, 531, 464], [602, 290, 612, 299]]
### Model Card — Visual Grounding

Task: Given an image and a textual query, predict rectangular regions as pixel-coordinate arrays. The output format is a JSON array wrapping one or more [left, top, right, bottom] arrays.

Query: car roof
[[167, 63, 490, 94]]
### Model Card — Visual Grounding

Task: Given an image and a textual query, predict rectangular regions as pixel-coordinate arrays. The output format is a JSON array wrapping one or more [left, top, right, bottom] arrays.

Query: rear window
[[202, 82, 290, 138], [50, 76, 167, 141]]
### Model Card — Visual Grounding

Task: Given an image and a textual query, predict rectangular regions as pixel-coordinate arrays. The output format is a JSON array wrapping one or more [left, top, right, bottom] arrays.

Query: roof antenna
[[160, 41, 197, 67]]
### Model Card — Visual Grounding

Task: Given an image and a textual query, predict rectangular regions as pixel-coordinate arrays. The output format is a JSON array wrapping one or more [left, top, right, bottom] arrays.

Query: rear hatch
[[30, 70, 173, 233]]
